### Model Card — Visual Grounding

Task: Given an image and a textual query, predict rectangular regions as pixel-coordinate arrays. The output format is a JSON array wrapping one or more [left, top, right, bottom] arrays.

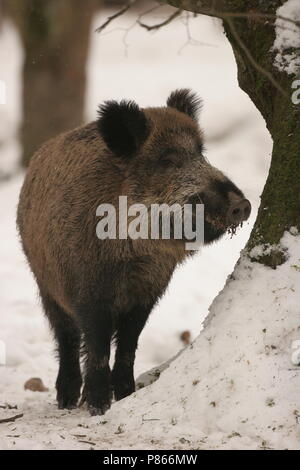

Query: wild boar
[[17, 89, 251, 415]]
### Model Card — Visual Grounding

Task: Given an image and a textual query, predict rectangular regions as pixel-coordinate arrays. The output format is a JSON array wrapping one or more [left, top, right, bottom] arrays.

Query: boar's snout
[[227, 199, 251, 225], [187, 176, 251, 244]]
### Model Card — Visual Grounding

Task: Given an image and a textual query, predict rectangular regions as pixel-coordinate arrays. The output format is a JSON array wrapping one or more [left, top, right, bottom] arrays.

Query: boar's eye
[[159, 151, 182, 168]]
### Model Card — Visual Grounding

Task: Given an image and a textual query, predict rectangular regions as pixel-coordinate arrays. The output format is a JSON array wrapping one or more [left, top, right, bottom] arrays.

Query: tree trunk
[[5, 0, 99, 166], [221, 2, 300, 267], [0, 1, 4, 29], [162, 0, 300, 266]]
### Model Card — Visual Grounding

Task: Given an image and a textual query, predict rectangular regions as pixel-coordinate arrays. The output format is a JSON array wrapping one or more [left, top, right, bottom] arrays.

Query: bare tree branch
[[225, 13, 300, 28], [94, 0, 295, 98], [138, 8, 182, 31], [95, 0, 138, 33], [226, 17, 289, 99], [95, 1, 299, 35], [178, 11, 216, 54], [158, 1, 300, 26]]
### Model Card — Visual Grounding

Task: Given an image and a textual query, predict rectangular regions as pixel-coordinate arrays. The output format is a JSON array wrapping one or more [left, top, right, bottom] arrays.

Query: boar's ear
[[167, 89, 202, 121], [97, 100, 150, 158]]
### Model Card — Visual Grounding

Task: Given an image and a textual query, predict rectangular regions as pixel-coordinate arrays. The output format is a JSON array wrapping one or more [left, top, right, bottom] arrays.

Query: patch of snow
[[1, 228, 299, 449], [273, 0, 300, 75], [249, 243, 271, 259], [290, 226, 299, 236]]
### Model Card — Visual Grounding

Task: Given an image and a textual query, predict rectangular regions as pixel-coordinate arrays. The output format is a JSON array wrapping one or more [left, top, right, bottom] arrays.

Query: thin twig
[[142, 418, 160, 421], [178, 11, 216, 54], [157, 3, 300, 27], [138, 8, 182, 31], [0, 413, 23, 424], [213, 11, 300, 27], [226, 17, 289, 99], [78, 440, 96, 446], [137, 3, 163, 22], [95, 1, 137, 34]]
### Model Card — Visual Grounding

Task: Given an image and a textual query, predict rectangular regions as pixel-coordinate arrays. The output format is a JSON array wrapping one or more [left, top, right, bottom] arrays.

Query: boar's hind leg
[[41, 294, 82, 409], [80, 306, 113, 416], [112, 305, 152, 401]]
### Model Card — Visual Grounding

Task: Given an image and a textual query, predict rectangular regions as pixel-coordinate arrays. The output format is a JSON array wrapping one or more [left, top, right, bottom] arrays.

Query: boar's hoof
[[56, 374, 82, 410], [112, 369, 135, 401], [57, 397, 78, 410], [56, 387, 81, 410], [57, 388, 81, 409], [80, 383, 112, 416], [88, 403, 111, 416]]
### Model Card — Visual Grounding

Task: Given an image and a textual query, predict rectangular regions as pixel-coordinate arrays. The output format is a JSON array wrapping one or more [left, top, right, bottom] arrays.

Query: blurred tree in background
[[3, 0, 100, 166], [0, 1, 3, 28]]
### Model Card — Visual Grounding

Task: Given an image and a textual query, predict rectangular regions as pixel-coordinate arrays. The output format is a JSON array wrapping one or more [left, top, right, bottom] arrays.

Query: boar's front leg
[[79, 305, 113, 416], [112, 305, 152, 401], [41, 293, 82, 409]]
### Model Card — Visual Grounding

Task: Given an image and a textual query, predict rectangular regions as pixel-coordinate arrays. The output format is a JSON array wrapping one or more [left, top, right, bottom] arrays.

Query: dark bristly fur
[[17, 89, 250, 415], [97, 100, 150, 157], [166, 88, 202, 121]]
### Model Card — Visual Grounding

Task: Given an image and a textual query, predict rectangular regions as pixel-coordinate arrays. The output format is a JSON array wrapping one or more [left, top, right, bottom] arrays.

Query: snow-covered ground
[[0, 6, 288, 450]]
